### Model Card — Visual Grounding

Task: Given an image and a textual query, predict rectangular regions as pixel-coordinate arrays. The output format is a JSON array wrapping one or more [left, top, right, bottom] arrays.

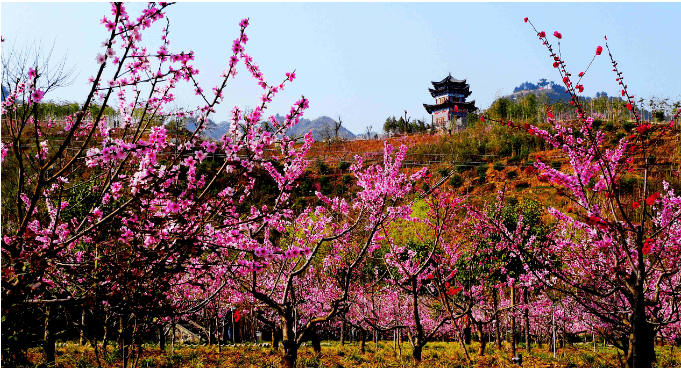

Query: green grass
[[26, 340, 681, 368]]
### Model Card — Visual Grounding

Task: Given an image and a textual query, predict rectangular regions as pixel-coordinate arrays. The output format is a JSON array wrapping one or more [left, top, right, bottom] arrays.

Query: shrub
[[654, 110, 665, 122], [551, 161, 562, 170], [449, 175, 463, 188], [619, 176, 640, 195], [611, 131, 627, 145], [299, 177, 313, 194], [437, 167, 450, 178], [456, 164, 470, 173], [316, 159, 329, 174], [337, 161, 351, 171], [604, 121, 616, 132], [648, 153, 657, 164], [622, 121, 634, 132], [507, 170, 518, 180], [476, 164, 488, 177], [493, 162, 504, 171], [500, 145, 513, 157], [319, 175, 332, 194], [507, 156, 522, 166], [515, 181, 530, 189], [342, 174, 353, 185], [519, 148, 530, 160], [592, 118, 603, 130]]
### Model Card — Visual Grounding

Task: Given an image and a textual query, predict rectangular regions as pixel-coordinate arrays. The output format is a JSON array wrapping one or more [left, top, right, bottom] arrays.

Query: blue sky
[[2, 2, 680, 134]]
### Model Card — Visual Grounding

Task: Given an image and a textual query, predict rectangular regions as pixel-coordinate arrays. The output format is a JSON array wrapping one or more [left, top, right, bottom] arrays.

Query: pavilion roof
[[429, 86, 472, 98], [431, 73, 467, 87], [423, 100, 476, 114]]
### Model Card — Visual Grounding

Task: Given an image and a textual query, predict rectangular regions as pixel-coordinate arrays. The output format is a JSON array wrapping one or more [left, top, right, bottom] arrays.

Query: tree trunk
[[119, 316, 129, 368], [627, 285, 655, 368], [340, 320, 346, 346], [493, 289, 501, 350], [43, 305, 56, 366], [524, 287, 530, 352], [511, 287, 516, 357], [102, 316, 110, 352], [80, 309, 86, 345], [282, 339, 298, 368], [207, 308, 213, 346], [281, 316, 298, 368], [310, 325, 321, 354], [477, 322, 487, 356], [272, 326, 281, 350], [171, 320, 176, 354], [360, 329, 366, 354], [413, 344, 423, 361], [159, 323, 166, 351]]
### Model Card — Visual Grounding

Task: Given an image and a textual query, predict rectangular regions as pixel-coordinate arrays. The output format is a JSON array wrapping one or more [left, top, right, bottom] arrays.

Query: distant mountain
[[183, 117, 231, 141], [177, 114, 357, 142], [1, 86, 10, 102], [276, 114, 357, 141]]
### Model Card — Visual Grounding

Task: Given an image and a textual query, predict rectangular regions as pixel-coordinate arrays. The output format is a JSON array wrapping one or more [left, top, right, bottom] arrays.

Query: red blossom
[[553, 31, 562, 39], [642, 238, 653, 255], [447, 287, 462, 296], [646, 192, 661, 205], [524, 17, 528, 22], [627, 103, 633, 111], [596, 46, 603, 55], [632, 201, 640, 209]]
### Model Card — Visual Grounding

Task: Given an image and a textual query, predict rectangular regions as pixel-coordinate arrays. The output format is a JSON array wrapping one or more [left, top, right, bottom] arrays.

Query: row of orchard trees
[[1, 4, 681, 368]]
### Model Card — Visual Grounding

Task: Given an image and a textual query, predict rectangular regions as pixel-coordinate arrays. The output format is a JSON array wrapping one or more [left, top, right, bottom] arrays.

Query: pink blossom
[[30, 89, 45, 103], [167, 202, 180, 213]]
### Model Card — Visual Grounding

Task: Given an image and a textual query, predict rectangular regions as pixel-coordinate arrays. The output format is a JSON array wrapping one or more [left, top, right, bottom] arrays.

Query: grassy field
[[26, 340, 681, 368]]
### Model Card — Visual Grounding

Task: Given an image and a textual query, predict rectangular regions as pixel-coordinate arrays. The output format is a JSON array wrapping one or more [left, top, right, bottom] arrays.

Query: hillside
[[297, 120, 681, 214]]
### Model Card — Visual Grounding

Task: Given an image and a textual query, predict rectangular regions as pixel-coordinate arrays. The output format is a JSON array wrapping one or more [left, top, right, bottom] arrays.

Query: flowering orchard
[[475, 18, 681, 368], [2, 4, 680, 368]]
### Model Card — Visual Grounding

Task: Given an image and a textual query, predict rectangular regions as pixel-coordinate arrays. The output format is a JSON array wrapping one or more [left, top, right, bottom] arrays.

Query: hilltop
[[507, 80, 626, 105]]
